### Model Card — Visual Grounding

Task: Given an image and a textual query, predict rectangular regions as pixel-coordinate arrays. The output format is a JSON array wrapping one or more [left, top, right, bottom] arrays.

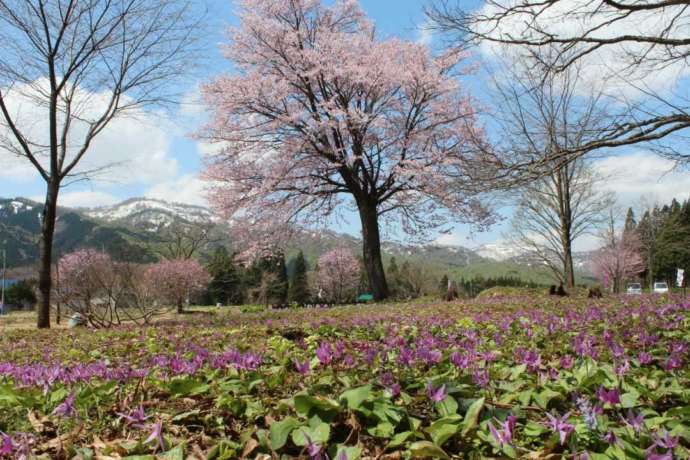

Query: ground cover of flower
[[1, 295, 689, 459]]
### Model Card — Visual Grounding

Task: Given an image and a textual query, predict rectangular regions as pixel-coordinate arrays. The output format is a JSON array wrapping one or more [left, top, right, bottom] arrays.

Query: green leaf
[[269, 417, 301, 450], [0, 384, 20, 404], [293, 393, 340, 416], [510, 364, 527, 380], [339, 385, 373, 411], [425, 416, 461, 446], [160, 445, 185, 460], [291, 423, 330, 447], [387, 431, 413, 449], [435, 395, 458, 417], [167, 378, 209, 397], [534, 389, 562, 410], [461, 397, 485, 436], [621, 389, 640, 409], [334, 446, 362, 460], [49, 387, 69, 405], [408, 441, 450, 460], [524, 421, 547, 437], [367, 421, 395, 438]]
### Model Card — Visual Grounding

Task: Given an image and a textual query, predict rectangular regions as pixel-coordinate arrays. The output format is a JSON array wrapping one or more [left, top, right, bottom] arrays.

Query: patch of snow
[[475, 242, 526, 262], [84, 198, 215, 225]]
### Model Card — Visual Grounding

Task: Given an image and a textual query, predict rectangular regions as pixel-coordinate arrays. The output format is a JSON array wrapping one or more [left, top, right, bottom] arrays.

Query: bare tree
[[0, 0, 200, 328], [510, 161, 614, 287], [492, 54, 615, 288], [157, 221, 217, 260], [428, 0, 690, 164]]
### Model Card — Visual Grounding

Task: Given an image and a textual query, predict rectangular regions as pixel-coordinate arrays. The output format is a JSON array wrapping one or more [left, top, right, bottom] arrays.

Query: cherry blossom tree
[[55, 249, 161, 327], [199, 0, 491, 300], [316, 248, 360, 304], [592, 223, 646, 294], [144, 259, 210, 313]]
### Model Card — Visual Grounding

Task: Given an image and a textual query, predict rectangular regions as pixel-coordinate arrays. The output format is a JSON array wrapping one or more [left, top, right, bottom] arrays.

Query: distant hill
[[0, 196, 577, 285], [0, 197, 159, 268]]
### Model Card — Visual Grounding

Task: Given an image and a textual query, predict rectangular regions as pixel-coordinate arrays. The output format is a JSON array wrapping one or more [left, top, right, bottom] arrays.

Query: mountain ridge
[[0, 196, 568, 284]]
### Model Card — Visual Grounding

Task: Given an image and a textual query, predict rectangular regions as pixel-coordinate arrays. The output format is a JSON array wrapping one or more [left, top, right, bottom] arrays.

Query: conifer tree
[[207, 247, 244, 306], [288, 251, 310, 304]]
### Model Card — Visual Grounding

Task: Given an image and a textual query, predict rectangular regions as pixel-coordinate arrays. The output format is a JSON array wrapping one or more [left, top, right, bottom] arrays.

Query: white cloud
[[55, 191, 121, 208], [178, 86, 207, 119], [434, 232, 466, 246], [476, 0, 690, 99], [145, 174, 208, 206], [594, 151, 689, 206], [0, 156, 35, 182], [0, 79, 180, 187], [416, 19, 434, 46]]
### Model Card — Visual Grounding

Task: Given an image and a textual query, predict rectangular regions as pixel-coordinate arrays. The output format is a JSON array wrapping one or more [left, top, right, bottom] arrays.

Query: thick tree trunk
[[37, 182, 59, 329], [358, 203, 389, 301], [177, 298, 184, 314]]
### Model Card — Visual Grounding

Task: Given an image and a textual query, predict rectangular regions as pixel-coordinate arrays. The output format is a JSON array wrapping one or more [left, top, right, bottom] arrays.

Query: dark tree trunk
[[358, 203, 389, 301], [37, 181, 59, 329], [562, 235, 575, 290], [555, 168, 576, 290], [177, 298, 184, 314]]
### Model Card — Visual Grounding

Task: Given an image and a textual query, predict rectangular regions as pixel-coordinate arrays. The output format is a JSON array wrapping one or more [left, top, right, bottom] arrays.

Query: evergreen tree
[[207, 247, 244, 305], [624, 208, 637, 234], [654, 200, 690, 283], [387, 257, 401, 297], [439, 274, 449, 296], [247, 249, 288, 304], [288, 251, 310, 304]]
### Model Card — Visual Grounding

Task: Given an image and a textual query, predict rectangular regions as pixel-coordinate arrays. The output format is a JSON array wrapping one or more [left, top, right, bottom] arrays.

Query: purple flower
[[664, 354, 683, 371], [304, 434, 324, 460], [596, 386, 621, 406], [488, 415, 516, 446], [615, 358, 631, 376], [144, 420, 165, 451], [426, 380, 448, 403], [388, 383, 401, 397], [397, 346, 415, 367], [117, 406, 149, 429], [0, 432, 14, 456], [342, 354, 355, 367], [652, 430, 679, 450], [559, 355, 574, 369], [647, 453, 673, 460], [521, 350, 542, 373], [638, 352, 653, 365], [624, 410, 644, 433], [450, 351, 470, 369], [52, 392, 77, 418], [472, 368, 490, 388], [293, 359, 311, 375], [645, 430, 678, 460], [315, 343, 333, 365], [603, 431, 621, 446], [544, 412, 574, 446]]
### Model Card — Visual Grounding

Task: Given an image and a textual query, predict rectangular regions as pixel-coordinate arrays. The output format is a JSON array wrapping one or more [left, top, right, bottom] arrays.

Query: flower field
[[1, 295, 689, 459]]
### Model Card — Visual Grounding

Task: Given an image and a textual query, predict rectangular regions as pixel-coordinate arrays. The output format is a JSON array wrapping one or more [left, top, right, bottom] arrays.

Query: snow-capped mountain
[[0, 198, 37, 218], [475, 242, 526, 261], [84, 198, 216, 231]]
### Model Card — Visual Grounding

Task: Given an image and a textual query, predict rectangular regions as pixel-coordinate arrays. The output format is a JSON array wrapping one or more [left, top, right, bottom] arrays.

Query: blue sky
[[0, 0, 688, 251]]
